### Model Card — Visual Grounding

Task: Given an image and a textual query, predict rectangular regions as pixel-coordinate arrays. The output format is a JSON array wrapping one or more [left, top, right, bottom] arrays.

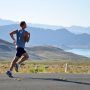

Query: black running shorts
[[16, 47, 26, 57]]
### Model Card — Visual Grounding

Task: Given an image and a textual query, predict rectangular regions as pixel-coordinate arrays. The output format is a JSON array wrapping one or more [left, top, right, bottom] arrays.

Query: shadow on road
[[23, 77, 90, 86]]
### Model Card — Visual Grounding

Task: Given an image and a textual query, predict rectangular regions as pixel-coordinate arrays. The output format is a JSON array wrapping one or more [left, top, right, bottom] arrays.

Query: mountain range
[[0, 19, 90, 49], [0, 24, 90, 49], [0, 39, 88, 60], [0, 18, 16, 26], [66, 26, 90, 34], [29, 24, 90, 34], [0, 18, 90, 34]]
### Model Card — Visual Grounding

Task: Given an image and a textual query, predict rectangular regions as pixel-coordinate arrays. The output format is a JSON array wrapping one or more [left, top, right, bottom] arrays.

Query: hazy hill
[[0, 18, 90, 34], [29, 24, 90, 34], [0, 18, 90, 49], [0, 18, 16, 26], [66, 26, 90, 34], [0, 24, 90, 49], [0, 39, 88, 60], [29, 23, 63, 30]]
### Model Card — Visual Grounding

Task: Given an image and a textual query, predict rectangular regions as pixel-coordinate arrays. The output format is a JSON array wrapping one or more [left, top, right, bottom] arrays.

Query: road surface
[[0, 73, 90, 90]]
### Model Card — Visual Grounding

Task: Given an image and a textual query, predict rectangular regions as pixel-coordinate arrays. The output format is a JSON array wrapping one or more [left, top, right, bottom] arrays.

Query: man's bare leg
[[14, 53, 29, 72], [6, 57, 19, 77], [18, 53, 29, 65], [10, 57, 19, 71]]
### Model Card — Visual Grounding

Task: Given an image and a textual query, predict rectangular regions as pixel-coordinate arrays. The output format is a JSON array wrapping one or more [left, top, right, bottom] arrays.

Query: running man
[[6, 21, 30, 78]]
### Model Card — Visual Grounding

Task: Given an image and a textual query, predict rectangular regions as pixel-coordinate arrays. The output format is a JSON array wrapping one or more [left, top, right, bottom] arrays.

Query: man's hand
[[10, 30, 17, 47], [13, 40, 16, 45], [27, 32, 30, 42]]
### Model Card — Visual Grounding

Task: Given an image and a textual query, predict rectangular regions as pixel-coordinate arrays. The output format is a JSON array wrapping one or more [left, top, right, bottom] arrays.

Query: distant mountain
[[0, 19, 62, 29], [0, 39, 88, 60], [29, 24, 90, 34], [0, 18, 17, 26], [29, 23, 63, 30], [0, 24, 90, 49], [0, 18, 90, 34], [30, 27, 90, 49], [66, 26, 90, 34]]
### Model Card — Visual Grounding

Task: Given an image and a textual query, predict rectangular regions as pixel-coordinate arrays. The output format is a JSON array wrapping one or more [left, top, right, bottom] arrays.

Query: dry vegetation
[[0, 60, 90, 74]]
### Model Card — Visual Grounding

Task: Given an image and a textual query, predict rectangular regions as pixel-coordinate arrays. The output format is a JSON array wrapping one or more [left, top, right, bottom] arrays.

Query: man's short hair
[[20, 21, 26, 27]]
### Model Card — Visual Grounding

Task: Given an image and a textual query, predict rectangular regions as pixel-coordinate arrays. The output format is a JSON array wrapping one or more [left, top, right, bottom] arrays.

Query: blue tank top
[[16, 29, 26, 48]]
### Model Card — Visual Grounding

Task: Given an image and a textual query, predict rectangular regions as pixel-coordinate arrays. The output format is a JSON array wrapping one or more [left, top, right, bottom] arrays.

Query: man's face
[[22, 23, 27, 29]]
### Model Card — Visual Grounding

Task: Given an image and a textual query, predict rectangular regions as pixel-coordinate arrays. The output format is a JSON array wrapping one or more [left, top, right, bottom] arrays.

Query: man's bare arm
[[10, 30, 17, 41]]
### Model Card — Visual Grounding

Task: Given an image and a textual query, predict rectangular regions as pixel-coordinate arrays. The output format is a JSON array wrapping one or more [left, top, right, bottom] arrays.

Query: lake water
[[66, 49, 90, 58]]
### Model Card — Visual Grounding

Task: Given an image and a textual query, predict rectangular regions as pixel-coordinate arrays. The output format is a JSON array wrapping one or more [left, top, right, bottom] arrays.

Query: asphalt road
[[0, 73, 90, 90]]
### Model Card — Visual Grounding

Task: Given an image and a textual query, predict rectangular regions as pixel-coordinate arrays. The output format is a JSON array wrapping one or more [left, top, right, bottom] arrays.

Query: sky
[[0, 0, 90, 26]]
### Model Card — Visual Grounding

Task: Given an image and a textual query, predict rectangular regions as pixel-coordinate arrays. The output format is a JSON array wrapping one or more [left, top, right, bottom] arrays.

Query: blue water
[[66, 49, 90, 58]]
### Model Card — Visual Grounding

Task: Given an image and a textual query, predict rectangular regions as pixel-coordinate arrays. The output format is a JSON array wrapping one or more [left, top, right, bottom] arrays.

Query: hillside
[[0, 18, 90, 34], [66, 26, 90, 34], [0, 39, 88, 60], [0, 24, 90, 49], [0, 18, 16, 26]]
